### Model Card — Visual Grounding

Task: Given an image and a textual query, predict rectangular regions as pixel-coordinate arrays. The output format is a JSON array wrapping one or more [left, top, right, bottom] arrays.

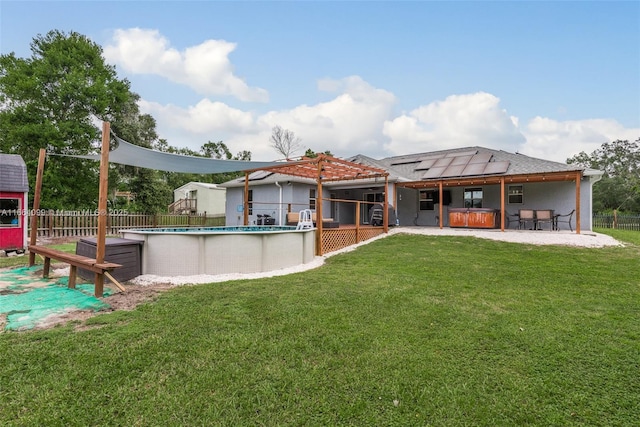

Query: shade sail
[[57, 134, 282, 174]]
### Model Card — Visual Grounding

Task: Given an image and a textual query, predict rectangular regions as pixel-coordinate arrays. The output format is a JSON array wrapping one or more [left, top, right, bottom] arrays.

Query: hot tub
[[122, 226, 316, 276], [448, 208, 500, 229]]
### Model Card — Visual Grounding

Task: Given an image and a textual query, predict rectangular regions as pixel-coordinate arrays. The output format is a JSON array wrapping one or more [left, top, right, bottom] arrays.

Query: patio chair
[[518, 209, 535, 230], [535, 209, 554, 231], [506, 211, 520, 229], [554, 209, 575, 231]]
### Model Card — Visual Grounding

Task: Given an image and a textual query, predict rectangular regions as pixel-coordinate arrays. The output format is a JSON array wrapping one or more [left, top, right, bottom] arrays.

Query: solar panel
[[249, 171, 272, 180], [433, 157, 453, 167], [468, 153, 493, 164], [440, 164, 467, 177], [450, 155, 473, 166], [482, 161, 510, 174], [418, 154, 445, 161], [461, 162, 487, 176], [444, 150, 477, 157], [390, 159, 420, 166], [414, 159, 437, 170], [422, 167, 448, 179]]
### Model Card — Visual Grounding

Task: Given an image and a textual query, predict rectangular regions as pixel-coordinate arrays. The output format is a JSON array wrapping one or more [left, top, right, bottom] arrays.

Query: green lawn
[[1, 230, 638, 426]]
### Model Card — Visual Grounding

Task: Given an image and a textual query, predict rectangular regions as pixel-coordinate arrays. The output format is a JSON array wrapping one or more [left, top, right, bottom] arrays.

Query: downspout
[[275, 181, 282, 225]]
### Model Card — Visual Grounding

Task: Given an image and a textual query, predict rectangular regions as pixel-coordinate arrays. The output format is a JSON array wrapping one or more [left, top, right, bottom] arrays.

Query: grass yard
[[1, 230, 639, 426]]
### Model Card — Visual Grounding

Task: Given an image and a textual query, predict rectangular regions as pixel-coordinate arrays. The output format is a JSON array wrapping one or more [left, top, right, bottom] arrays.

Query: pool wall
[[122, 227, 316, 276]]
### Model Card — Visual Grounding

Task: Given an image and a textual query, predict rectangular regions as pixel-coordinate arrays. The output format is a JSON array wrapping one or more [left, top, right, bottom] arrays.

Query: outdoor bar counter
[[448, 208, 500, 229]]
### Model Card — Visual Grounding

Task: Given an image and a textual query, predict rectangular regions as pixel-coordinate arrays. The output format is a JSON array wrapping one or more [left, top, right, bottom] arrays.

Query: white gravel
[[129, 227, 622, 287]]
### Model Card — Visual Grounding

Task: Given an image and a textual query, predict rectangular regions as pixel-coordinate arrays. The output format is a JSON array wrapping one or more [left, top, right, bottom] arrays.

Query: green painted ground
[[0, 266, 111, 331]]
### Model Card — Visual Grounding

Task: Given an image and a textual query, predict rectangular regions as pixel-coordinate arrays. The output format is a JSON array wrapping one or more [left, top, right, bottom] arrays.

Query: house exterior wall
[[0, 154, 29, 252], [225, 182, 351, 226], [195, 187, 226, 215], [174, 183, 226, 215], [397, 179, 593, 231], [0, 191, 28, 251]]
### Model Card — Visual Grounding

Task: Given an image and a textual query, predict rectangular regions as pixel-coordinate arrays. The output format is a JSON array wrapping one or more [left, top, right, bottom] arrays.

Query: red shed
[[0, 154, 29, 254]]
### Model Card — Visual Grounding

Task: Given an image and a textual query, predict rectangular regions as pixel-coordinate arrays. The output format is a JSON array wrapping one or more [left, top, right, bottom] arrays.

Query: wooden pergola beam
[[241, 153, 391, 254], [397, 170, 583, 189]]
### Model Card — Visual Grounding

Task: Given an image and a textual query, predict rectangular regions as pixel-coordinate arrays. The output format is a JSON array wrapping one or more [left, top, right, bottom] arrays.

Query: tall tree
[[567, 138, 640, 212], [304, 148, 334, 158], [0, 30, 132, 210], [270, 125, 302, 159], [160, 140, 253, 195], [109, 94, 175, 213]]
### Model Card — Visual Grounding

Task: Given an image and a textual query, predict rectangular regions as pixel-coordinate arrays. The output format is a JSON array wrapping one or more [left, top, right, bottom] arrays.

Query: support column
[[28, 148, 46, 266], [243, 172, 249, 225], [94, 121, 111, 297], [500, 177, 505, 231], [575, 171, 581, 234], [316, 161, 324, 255], [438, 182, 444, 229]]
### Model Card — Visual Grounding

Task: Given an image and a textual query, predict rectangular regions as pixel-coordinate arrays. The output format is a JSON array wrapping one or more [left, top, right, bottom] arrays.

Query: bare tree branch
[[269, 125, 302, 159]]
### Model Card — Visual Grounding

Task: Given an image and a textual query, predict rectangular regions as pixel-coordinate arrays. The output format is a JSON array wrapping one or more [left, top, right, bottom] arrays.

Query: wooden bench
[[28, 245, 122, 295]]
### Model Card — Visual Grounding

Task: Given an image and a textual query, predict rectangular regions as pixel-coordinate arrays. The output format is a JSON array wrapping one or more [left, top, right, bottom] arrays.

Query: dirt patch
[[32, 282, 176, 332]]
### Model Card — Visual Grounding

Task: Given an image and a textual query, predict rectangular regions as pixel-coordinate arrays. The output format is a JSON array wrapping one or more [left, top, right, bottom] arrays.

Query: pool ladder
[[296, 209, 314, 230]]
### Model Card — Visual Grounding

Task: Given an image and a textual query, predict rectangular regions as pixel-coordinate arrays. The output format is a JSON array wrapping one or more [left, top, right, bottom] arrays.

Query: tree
[[567, 138, 640, 213], [158, 140, 253, 201], [303, 148, 334, 158], [0, 30, 132, 210], [108, 95, 177, 213], [269, 125, 302, 159]]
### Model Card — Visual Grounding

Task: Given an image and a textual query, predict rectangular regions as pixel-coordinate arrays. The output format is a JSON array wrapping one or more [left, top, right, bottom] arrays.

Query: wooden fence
[[593, 213, 640, 231], [30, 211, 226, 238]]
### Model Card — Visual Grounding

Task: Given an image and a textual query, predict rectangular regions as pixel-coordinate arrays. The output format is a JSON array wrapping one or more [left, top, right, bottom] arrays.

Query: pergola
[[242, 154, 390, 254], [397, 170, 584, 233]]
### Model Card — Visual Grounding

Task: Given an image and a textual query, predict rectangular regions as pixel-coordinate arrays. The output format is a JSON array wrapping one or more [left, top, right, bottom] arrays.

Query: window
[[419, 190, 435, 210], [309, 189, 316, 210], [464, 187, 483, 208], [247, 189, 253, 215], [508, 185, 523, 204], [0, 198, 20, 227]]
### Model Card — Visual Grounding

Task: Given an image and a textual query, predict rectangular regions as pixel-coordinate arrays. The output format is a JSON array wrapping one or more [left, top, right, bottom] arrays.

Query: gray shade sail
[[56, 134, 282, 174]]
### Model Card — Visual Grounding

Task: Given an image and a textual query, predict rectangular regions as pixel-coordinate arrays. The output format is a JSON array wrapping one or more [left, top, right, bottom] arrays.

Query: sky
[[1, 1, 638, 163]]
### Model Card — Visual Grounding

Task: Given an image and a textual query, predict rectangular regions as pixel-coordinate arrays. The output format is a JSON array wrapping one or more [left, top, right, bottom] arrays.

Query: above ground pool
[[122, 226, 316, 277]]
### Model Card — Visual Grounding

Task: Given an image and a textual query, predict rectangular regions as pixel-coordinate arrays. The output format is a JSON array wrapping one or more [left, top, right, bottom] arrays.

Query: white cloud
[[257, 76, 397, 157], [104, 28, 268, 102], [382, 92, 526, 156], [138, 76, 397, 160], [521, 117, 640, 162]]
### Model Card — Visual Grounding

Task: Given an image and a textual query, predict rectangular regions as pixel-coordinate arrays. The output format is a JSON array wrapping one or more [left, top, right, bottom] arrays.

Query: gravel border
[[129, 227, 622, 287]]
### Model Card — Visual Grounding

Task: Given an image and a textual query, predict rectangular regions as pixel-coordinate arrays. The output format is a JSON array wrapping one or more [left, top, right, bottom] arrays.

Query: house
[[221, 146, 603, 232], [0, 153, 29, 253], [169, 182, 226, 215]]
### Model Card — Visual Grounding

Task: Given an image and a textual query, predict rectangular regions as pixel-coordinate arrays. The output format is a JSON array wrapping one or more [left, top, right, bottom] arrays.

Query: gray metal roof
[[374, 146, 588, 182], [219, 171, 317, 188], [219, 146, 600, 187], [0, 153, 28, 192]]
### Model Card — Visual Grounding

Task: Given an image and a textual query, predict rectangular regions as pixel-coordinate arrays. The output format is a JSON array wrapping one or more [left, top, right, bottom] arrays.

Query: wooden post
[[94, 121, 110, 297], [438, 181, 444, 229], [28, 148, 46, 266], [355, 201, 361, 243], [383, 175, 389, 233], [500, 177, 505, 231], [316, 159, 324, 255], [243, 172, 249, 225], [575, 171, 581, 234]]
